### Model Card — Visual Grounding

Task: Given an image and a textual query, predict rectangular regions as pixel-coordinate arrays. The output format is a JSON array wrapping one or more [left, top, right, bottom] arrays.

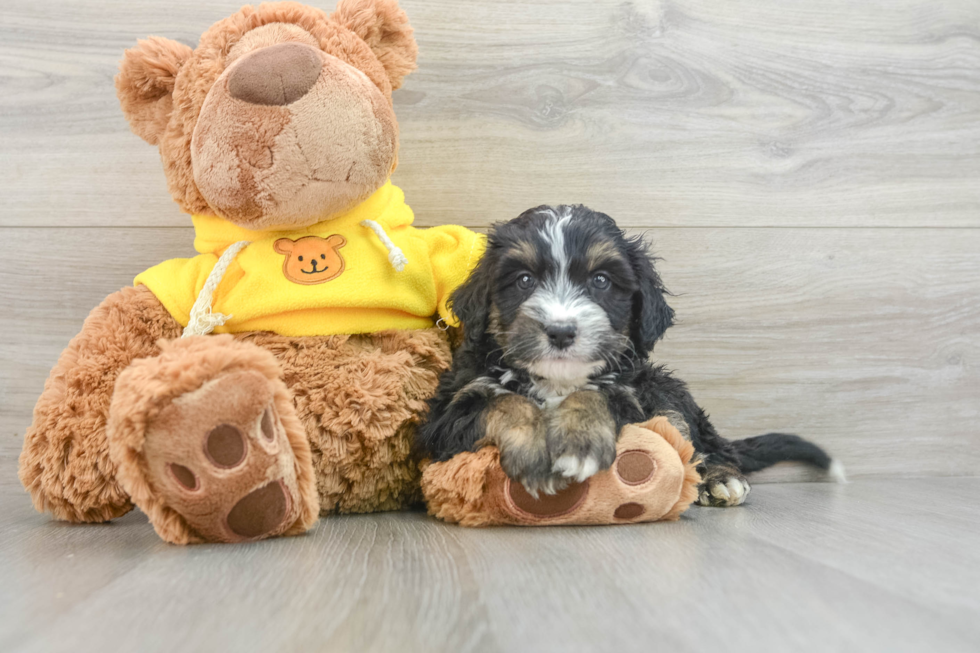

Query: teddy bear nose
[[228, 42, 322, 106]]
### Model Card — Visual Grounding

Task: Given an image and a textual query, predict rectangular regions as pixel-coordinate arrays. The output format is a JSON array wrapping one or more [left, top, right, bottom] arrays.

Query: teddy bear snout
[[190, 33, 399, 230], [228, 42, 322, 106]]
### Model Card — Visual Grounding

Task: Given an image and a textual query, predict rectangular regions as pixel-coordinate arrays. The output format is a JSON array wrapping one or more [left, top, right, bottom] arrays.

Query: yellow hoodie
[[135, 182, 485, 337]]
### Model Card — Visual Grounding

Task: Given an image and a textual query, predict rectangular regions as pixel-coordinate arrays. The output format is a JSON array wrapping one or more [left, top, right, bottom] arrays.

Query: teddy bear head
[[115, 0, 417, 230]]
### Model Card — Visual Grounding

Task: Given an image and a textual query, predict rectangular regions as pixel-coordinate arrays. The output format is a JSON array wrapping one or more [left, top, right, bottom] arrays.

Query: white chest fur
[[530, 375, 599, 409]]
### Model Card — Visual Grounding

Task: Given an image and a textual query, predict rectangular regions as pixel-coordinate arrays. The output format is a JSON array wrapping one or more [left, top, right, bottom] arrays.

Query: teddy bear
[[18, 0, 484, 544]]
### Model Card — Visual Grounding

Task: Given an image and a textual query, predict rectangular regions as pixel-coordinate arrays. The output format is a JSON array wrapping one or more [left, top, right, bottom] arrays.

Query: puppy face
[[451, 205, 674, 384], [491, 207, 634, 381]]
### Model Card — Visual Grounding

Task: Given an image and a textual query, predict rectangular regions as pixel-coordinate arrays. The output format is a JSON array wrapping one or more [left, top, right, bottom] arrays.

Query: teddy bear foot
[[142, 369, 302, 542], [421, 416, 702, 527], [108, 336, 319, 544]]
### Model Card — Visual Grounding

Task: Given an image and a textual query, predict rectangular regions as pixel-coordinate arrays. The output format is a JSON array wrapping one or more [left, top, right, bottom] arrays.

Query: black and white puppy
[[417, 205, 840, 505]]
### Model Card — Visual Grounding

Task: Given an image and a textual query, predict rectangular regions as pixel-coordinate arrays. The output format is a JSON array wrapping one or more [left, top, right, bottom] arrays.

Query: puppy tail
[[731, 433, 846, 483]]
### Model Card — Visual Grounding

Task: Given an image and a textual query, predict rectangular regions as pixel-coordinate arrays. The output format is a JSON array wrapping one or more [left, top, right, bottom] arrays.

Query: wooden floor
[[2, 470, 978, 653], [2, 1, 979, 651]]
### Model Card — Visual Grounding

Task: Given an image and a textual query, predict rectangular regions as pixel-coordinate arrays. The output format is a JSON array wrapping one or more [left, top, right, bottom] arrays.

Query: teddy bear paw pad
[[615, 450, 657, 485], [141, 370, 302, 542], [613, 502, 646, 520], [506, 478, 590, 518], [226, 480, 290, 539], [205, 424, 248, 468]]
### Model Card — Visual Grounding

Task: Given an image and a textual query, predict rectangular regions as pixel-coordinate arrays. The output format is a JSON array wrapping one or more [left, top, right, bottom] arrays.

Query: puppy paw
[[547, 391, 617, 483], [485, 394, 561, 497], [499, 440, 560, 499], [696, 465, 750, 507], [550, 434, 616, 483], [493, 414, 556, 497], [552, 453, 601, 483]]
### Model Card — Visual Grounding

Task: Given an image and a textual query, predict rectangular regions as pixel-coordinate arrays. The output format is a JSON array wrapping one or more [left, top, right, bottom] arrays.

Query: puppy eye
[[298, 256, 304, 262], [517, 273, 536, 290], [592, 272, 611, 290]]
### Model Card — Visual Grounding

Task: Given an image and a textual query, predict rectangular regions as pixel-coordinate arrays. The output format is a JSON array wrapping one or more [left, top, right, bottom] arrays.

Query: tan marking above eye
[[585, 241, 625, 271], [502, 244, 538, 270]]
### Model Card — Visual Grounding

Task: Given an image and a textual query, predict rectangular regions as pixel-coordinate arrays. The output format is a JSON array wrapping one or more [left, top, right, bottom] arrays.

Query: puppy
[[417, 205, 840, 505]]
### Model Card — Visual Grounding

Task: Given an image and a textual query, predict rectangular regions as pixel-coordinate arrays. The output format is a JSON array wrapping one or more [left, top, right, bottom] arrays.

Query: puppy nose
[[546, 324, 577, 350], [228, 42, 322, 106]]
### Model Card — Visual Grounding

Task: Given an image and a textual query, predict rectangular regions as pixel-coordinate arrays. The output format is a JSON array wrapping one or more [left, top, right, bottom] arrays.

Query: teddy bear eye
[[298, 256, 303, 262], [321, 254, 326, 259]]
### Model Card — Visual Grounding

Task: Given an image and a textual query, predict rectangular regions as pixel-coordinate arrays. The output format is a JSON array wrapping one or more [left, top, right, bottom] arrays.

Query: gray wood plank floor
[[2, 1, 979, 651], [2, 469, 978, 653]]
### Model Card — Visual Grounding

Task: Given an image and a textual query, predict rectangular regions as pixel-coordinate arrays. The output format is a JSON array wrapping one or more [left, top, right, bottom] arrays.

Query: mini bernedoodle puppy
[[417, 205, 842, 506]]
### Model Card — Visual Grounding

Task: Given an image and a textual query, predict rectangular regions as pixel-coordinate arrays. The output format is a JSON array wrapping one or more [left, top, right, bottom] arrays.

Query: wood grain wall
[[2, 0, 978, 480]]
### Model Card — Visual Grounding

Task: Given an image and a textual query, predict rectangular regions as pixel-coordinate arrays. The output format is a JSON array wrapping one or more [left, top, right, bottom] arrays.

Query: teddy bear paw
[[503, 444, 678, 524], [140, 369, 306, 542]]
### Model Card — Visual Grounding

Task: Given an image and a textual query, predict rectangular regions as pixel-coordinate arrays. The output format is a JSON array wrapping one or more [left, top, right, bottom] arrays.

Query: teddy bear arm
[[19, 285, 182, 523]]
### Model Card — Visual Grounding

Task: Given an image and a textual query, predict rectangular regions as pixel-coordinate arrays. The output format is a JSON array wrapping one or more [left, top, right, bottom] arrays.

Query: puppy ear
[[115, 36, 193, 145], [628, 236, 675, 358], [448, 246, 494, 347], [332, 0, 418, 90]]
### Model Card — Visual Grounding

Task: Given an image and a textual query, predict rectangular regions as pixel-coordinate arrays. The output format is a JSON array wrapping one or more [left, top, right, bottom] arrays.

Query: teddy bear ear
[[115, 36, 193, 145], [331, 0, 418, 91]]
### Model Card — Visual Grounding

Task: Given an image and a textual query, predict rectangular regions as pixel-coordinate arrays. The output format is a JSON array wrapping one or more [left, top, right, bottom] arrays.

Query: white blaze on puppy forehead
[[541, 206, 573, 275], [524, 207, 611, 332]]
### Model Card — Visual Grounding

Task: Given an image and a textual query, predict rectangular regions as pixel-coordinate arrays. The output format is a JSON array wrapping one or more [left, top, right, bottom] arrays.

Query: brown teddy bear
[[18, 0, 485, 544]]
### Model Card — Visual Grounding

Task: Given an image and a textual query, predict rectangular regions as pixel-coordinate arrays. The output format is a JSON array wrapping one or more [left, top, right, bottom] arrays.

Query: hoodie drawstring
[[182, 240, 250, 337], [361, 219, 408, 272]]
